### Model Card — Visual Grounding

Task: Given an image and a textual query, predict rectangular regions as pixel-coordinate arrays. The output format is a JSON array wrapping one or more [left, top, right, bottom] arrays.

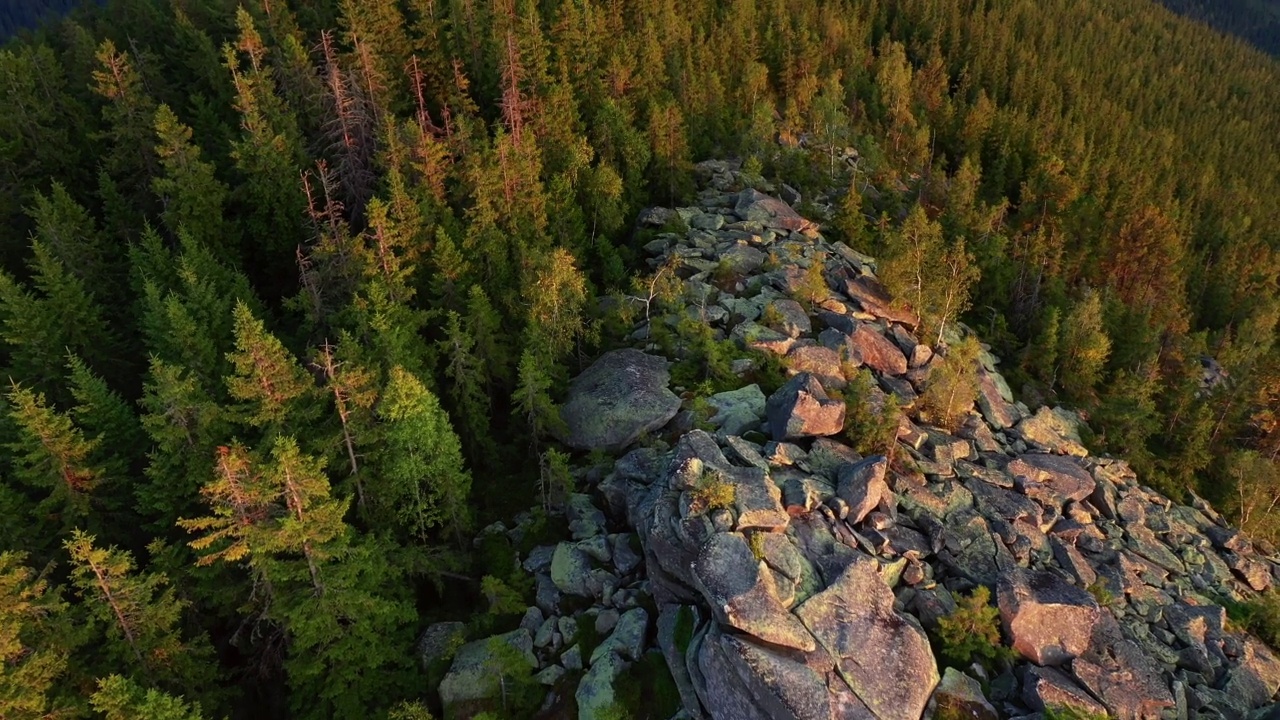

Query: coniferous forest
[[1, 0, 1280, 717]]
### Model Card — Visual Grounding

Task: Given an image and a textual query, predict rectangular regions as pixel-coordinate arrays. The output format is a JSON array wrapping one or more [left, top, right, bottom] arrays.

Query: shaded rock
[[439, 629, 537, 712], [707, 384, 767, 437], [656, 605, 707, 717], [765, 373, 846, 440], [848, 324, 909, 376], [1072, 642, 1175, 719], [794, 556, 939, 720], [568, 492, 607, 539], [933, 667, 999, 720], [1013, 406, 1088, 457], [1008, 454, 1097, 505], [807, 438, 864, 479], [576, 649, 629, 720], [765, 298, 812, 338], [700, 629, 841, 720], [590, 607, 649, 664], [720, 242, 767, 275], [726, 466, 790, 532], [732, 321, 796, 355], [836, 456, 891, 525], [690, 532, 816, 651], [1021, 665, 1109, 716], [998, 568, 1100, 665], [418, 621, 468, 670], [561, 349, 681, 452]]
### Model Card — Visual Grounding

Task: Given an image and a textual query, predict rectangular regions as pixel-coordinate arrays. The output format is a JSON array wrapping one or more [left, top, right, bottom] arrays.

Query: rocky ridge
[[431, 160, 1280, 720]]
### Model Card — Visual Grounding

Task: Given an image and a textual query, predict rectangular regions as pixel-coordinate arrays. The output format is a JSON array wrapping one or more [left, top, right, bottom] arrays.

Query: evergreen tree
[[91, 675, 208, 720], [0, 552, 78, 720], [879, 206, 980, 346], [1057, 290, 1111, 401], [64, 530, 213, 692], [152, 104, 236, 262], [225, 301, 318, 433], [6, 385, 102, 535], [373, 367, 471, 548]]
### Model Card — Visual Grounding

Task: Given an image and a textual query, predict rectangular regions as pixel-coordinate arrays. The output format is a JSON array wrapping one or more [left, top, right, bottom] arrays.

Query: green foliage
[[689, 471, 736, 514], [603, 651, 683, 720], [878, 206, 979, 346], [1086, 580, 1117, 608], [0, 552, 76, 720], [90, 675, 207, 720], [1042, 705, 1112, 720], [920, 337, 982, 432], [935, 586, 1014, 670], [844, 369, 902, 456], [1222, 589, 1280, 650]]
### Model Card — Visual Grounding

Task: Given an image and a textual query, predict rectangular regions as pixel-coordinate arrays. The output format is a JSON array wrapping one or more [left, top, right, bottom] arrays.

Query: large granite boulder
[[932, 667, 998, 720], [735, 188, 809, 232], [795, 556, 939, 720], [561, 349, 681, 451], [998, 568, 1100, 665], [707, 384, 768, 437], [766, 373, 846, 440], [438, 630, 537, 713], [836, 456, 890, 525], [1021, 665, 1109, 716]]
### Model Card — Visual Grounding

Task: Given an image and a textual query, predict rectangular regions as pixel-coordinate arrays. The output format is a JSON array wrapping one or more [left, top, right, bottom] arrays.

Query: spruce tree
[[225, 301, 318, 433], [373, 367, 471, 547], [91, 675, 208, 720], [152, 104, 236, 262], [6, 385, 102, 532]]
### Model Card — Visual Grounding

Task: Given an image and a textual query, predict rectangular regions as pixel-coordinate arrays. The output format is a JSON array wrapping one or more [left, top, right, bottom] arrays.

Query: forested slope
[[0, 0, 1277, 717]]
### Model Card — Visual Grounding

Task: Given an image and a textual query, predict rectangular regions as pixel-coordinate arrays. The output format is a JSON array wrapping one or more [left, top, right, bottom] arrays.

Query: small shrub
[[759, 303, 786, 330], [1086, 580, 1116, 608], [1222, 590, 1280, 650], [689, 471, 736, 513], [920, 336, 982, 432], [481, 575, 527, 616], [935, 586, 1014, 670], [794, 254, 830, 308], [844, 369, 901, 456], [747, 531, 766, 560]]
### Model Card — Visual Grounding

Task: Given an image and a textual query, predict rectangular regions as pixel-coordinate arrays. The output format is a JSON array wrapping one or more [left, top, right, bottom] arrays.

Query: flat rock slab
[[1021, 665, 1108, 716], [766, 373, 846, 440], [841, 275, 918, 326], [795, 556, 939, 720], [1008, 454, 1096, 505], [560, 349, 681, 452], [691, 532, 816, 651], [707, 384, 767, 437], [998, 568, 1099, 665]]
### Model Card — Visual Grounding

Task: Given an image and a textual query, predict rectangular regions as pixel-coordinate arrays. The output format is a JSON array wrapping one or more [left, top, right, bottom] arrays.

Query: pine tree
[[67, 354, 145, 484], [437, 310, 494, 465], [374, 367, 471, 547], [64, 530, 213, 690], [258, 436, 351, 597], [512, 349, 565, 456], [225, 301, 318, 433], [0, 552, 78, 720]]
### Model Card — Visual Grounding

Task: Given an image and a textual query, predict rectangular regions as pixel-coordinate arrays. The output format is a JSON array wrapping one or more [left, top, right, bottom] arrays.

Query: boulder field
[[432, 160, 1280, 720]]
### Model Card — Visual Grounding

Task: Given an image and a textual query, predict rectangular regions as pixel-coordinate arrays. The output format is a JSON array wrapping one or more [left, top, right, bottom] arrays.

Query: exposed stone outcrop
[[559, 348, 681, 451], [431, 161, 1280, 720]]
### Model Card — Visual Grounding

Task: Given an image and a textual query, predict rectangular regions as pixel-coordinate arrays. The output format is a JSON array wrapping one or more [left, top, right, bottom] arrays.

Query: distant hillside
[[0, 0, 83, 40], [1159, 0, 1280, 54]]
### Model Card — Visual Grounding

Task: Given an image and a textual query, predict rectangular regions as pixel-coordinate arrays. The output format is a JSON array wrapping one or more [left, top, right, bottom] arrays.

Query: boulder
[[438, 630, 537, 712], [699, 629, 844, 720], [1071, 636, 1175, 719], [998, 568, 1100, 665], [765, 373, 846, 440], [765, 298, 812, 338], [847, 324, 909, 376], [841, 275, 918, 326], [785, 344, 846, 389], [707, 384, 767, 437], [720, 242, 767, 275], [1008, 454, 1097, 506], [576, 649, 629, 720], [560, 349, 681, 452], [976, 370, 1020, 429], [1013, 406, 1089, 457], [690, 532, 817, 651], [735, 188, 810, 232], [1223, 639, 1280, 710], [1021, 665, 1109, 716], [418, 621, 467, 670], [836, 456, 891, 525], [794, 556, 939, 720], [933, 667, 999, 720]]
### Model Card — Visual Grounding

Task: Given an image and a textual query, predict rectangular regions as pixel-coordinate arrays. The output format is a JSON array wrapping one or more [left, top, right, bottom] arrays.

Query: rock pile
[[433, 160, 1280, 720]]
